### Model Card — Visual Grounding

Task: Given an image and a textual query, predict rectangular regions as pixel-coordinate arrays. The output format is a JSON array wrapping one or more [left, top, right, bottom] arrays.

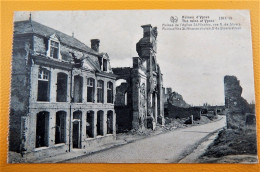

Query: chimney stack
[[29, 12, 32, 21], [141, 24, 152, 37], [91, 39, 100, 52]]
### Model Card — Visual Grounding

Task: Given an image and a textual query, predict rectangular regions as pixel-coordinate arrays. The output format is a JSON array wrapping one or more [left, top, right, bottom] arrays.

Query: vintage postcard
[[8, 10, 257, 163]]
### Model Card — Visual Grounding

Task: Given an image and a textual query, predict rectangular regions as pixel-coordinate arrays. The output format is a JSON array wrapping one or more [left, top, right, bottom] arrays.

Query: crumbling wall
[[168, 92, 190, 108], [224, 75, 254, 129], [115, 83, 128, 106], [112, 67, 134, 132], [165, 91, 195, 120], [112, 67, 132, 77], [9, 39, 31, 152]]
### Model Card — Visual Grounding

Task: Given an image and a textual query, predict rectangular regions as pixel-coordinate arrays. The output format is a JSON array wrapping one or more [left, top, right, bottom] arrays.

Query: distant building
[[9, 19, 116, 159], [113, 25, 165, 131]]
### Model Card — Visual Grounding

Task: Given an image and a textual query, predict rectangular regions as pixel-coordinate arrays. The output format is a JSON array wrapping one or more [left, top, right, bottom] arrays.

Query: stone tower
[[132, 24, 164, 130]]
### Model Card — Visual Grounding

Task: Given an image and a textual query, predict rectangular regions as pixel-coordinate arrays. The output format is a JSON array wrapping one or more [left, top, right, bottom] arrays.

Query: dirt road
[[65, 116, 226, 163]]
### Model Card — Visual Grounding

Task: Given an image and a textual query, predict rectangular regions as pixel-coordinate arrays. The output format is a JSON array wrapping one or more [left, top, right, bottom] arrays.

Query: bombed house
[[9, 19, 117, 159], [113, 24, 165, 131]]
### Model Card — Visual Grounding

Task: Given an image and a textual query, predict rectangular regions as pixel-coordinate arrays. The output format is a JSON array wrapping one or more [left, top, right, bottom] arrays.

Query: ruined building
[[163, 87, 173, 104], [163, 88, 201, 120], [166, 91, 190, 108], [224, 75, 255, 129], [9, 19, 116, 159], [113, 25, 165, 131]]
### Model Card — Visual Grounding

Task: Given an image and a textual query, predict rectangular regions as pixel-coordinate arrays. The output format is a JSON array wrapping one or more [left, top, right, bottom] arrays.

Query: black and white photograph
[[8, 10, 257, 163]]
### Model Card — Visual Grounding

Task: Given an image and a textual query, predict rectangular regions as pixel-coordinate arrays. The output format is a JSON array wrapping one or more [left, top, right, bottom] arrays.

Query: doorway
[[72, 111, 82, 149]]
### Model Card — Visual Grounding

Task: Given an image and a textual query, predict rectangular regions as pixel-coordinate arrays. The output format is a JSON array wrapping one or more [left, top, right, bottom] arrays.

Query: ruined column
[[131, 57, 141, 129], [147, 55, 156, 129], [156, 93, 158, 123], [135, 24, 158, 130], [157, 68, 165, 126]]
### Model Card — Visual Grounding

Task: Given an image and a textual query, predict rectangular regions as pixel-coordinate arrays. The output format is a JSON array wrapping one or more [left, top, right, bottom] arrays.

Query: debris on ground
[[117, 115, 219, 142], [199, 128, 258, 163]]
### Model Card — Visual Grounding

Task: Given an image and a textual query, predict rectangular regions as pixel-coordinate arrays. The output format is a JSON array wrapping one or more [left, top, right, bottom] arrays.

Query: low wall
[[83, 134, 115, 149], [23, 143, 69, 162], [167, 105, 201, 120]]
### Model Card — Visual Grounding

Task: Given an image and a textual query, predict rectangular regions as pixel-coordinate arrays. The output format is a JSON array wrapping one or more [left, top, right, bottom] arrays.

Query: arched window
[[86, 111, 94, 138], [74, 75, 83, 103], [37, 68, 50, 102], [103, 59, 108, 71], [87, 78, 95, 103], [55, 111, 66, 144], [47, 34, 61, 59], [107, 82, 113, 103], [107, 111, 113, 134], [72, 111, 82, 148], [56, 73, 68, 102], [97, 80, 104, 103], [36, 111, 49, 148], [97, 110, 104, 136], [50, 40, 59, 59]]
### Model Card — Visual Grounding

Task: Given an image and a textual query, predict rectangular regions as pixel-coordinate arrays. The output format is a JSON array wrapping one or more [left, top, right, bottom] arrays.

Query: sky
[[14, 10, 255, 106]]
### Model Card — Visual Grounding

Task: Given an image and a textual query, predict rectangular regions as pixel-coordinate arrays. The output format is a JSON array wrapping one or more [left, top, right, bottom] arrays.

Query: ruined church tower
[[132, 24, 165, 130]]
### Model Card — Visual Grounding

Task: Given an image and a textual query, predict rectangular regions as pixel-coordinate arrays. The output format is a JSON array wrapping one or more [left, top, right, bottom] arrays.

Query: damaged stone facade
[[224, 75, 255, 129], [9, 20, 116, 160], [113, 25, 165, 131]]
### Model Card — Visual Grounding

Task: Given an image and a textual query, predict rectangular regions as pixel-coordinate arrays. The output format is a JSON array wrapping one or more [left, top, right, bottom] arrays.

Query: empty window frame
[[56, 73, 68, 102], [50, 40, 59, 59], [103, 59, 108, 71], [87, 78, 95, 103], [107, 111, 113, 134], [97, 111, 104, 136], [74, 75, 83, 103], [86, 111, 94, 138], [37, 68, 50, 102], [72, 111, 82, 148], [36, 111, 49, 148], [55, 111, 66, 144], [107, 82, 113, 103], [97, 80, 104, 103]]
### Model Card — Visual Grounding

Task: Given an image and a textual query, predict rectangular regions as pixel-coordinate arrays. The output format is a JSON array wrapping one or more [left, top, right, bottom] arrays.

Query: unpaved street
[[65, 116, 226, 163]]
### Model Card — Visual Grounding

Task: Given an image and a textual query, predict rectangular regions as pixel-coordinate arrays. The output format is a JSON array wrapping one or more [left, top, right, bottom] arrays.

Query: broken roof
[[14, 20, 98, 55]]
